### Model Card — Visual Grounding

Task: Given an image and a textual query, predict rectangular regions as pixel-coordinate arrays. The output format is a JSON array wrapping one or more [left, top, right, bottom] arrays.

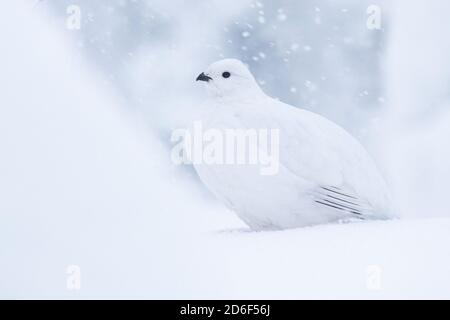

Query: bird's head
[[196, 59, 263, 100]]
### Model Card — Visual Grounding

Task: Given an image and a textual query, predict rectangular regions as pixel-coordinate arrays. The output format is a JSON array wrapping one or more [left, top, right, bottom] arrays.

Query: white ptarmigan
[[193, 58, 393, 230]]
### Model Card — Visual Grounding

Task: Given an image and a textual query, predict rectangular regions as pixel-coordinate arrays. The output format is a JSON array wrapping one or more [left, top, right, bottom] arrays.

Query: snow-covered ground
[[1, 1, 449, 299]]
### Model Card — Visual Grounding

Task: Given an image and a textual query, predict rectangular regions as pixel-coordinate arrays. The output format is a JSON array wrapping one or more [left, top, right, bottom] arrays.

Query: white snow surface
[[0, 1, 449, 299]]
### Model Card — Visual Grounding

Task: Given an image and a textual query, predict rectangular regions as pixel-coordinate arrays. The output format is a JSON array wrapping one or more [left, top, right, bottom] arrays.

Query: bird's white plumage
[[194, 59, 393, 230]]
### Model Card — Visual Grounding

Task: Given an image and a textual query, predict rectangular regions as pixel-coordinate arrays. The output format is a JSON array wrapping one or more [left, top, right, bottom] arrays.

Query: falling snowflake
[[277, 8, 287, 21]]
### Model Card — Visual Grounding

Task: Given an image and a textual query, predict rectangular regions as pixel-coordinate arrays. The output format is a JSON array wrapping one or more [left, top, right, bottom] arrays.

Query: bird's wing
[[263, 99, 392, 218], [310, 185, 377, 219]]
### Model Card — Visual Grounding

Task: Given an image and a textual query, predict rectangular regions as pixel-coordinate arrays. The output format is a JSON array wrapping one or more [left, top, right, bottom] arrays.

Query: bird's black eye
[[222, 72, 231, 79]]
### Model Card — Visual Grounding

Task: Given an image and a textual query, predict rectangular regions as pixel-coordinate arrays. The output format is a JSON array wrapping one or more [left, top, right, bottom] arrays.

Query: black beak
[[196, 72, 212, 82]]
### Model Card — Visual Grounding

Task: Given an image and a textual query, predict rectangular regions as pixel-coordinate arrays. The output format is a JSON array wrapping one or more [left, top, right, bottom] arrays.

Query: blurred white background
[[1, 0, 450, 299]]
